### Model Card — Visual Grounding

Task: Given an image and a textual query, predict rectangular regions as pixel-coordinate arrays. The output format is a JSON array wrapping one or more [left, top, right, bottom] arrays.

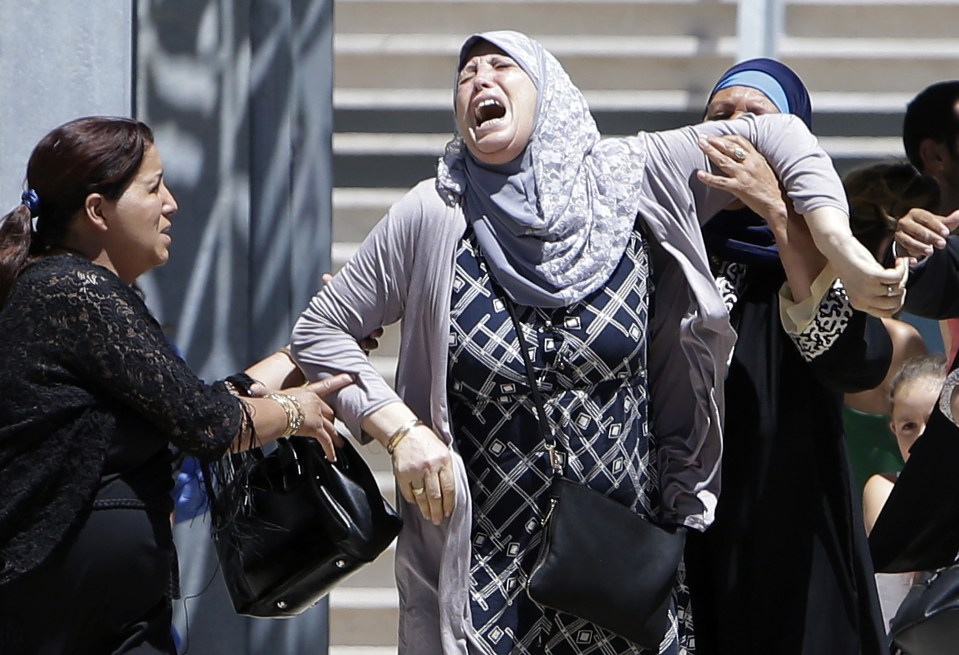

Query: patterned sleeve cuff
[[781, 273, 853, 362], [938, 369, 959, 426], [779, 263, 838, 334]]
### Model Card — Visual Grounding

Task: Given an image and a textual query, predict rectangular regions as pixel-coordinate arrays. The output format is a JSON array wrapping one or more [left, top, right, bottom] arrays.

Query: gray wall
[[0, 1, 134, 204], [137, 0, 334, 377]]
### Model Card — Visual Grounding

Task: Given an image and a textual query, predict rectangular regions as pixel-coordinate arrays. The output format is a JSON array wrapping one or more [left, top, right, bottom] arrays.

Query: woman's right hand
[[282, 374, 353, 460], [894, 208, 959, 259], [391, 425, 456, 525]]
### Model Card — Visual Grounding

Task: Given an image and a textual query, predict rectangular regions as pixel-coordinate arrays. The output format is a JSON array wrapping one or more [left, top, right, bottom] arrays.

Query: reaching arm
[[244, 347, 306, 392], [680, 117, 907, 316]]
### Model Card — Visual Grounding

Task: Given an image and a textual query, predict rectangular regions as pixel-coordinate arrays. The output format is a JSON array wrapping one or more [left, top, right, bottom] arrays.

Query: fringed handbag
[[202, 383, 401, 617]]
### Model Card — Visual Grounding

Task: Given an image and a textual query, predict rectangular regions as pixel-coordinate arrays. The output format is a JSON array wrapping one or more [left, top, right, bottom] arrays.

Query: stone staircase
[[327, 1, 952, 652]]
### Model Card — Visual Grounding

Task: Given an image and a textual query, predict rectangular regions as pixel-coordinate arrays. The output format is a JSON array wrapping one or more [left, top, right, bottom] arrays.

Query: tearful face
[[455, 42, 537, 166]]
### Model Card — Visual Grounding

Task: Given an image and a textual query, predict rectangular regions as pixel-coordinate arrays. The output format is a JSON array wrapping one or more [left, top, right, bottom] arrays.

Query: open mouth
[[474, 98, 506, 127]]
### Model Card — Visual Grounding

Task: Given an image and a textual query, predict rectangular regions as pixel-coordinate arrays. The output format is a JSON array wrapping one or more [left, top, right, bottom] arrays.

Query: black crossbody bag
[[890, 564, 959, 654], [500, 295, 686, 649]]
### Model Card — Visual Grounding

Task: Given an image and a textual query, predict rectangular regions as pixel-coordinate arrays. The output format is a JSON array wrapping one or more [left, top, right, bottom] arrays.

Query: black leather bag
[[203, 435, 402, 618], [891, 565, 959, 654], [527, 476, 686, 648], [502, 296, 686, 648]]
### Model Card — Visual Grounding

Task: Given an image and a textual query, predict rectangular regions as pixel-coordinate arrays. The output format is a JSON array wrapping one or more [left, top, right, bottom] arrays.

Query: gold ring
[[411, 487, 425, 496], [731, 146, 747, 162]]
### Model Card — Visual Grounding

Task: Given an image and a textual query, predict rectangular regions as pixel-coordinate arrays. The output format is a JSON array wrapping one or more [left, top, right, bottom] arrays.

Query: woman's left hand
[[829, 239, 910, 317], [391, 425, 456, 525], [696, 134, 789, 230]]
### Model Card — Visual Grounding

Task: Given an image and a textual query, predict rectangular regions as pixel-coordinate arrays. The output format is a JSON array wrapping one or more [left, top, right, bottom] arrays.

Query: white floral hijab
[[436, 30, 649, 308]]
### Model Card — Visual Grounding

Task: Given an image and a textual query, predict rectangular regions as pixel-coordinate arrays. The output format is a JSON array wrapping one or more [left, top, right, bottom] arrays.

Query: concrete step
[[334, 87, 921, 115], [334, 34, 736, 95], [329, 587, 400, 647], [335, 0, 735, 38], [333, 188, 405, 243], [786, 0, 959, 39], [340, 543, 396, 588], [334, 31, 956, 95], [775, 38, 959, 94]]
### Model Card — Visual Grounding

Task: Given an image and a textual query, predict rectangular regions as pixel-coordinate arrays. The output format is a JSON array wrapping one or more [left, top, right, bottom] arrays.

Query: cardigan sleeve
[[779, 270, 893, 393], [291, 183, 433, 440], [641, 113, 848, 227]]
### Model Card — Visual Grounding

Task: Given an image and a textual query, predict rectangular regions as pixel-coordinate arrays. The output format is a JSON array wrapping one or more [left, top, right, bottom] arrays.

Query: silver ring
[[731, 146, 747, 162], [411, 486, 425, 496], [886, 284, 897, 297]]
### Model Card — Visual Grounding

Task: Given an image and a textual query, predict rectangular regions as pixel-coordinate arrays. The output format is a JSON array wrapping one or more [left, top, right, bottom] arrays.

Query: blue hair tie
[[20, 189, 40, 218]]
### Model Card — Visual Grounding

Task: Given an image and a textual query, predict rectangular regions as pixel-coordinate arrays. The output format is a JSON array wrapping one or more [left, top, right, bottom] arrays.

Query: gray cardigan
[[291, 113, 847, 654]]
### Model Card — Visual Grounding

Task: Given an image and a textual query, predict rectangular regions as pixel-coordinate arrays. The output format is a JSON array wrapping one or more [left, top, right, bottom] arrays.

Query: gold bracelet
[[267, 392, 305, 437], [386, 418, 424, 456]]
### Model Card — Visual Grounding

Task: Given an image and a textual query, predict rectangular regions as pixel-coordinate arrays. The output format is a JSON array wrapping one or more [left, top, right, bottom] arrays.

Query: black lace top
[[0, 254, 245, 584]]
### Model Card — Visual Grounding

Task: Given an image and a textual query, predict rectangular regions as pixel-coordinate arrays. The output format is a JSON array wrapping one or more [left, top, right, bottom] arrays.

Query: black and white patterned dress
[[448, 228, 693, 655]]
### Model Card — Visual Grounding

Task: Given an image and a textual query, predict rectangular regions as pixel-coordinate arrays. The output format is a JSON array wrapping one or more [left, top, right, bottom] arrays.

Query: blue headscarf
[[702, 59, 812, 267]]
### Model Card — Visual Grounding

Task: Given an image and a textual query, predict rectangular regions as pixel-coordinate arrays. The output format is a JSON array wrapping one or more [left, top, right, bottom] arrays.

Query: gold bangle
[[267, 392, 305, 437], [386, 418, 424, 456]]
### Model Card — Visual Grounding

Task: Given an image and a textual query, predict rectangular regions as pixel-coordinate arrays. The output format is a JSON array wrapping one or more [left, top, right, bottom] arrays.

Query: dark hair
[[0, 116, 154, 305], [844, 161, 940, 258], [903, 81, 959, 171], [889, 354, 947, 405]]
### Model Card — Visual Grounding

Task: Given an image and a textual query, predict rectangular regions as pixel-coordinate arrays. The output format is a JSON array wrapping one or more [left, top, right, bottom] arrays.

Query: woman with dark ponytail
[[0, 116, 351, 654]]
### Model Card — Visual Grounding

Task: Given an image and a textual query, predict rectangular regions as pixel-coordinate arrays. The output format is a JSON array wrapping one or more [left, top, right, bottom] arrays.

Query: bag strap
[[501, 292, 565, 476]]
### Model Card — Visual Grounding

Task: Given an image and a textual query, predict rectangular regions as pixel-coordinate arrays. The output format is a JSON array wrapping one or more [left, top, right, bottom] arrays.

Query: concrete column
[[135, 1, 334, 653], [736, 0, 784, 61], [0, 0, 133, 204]]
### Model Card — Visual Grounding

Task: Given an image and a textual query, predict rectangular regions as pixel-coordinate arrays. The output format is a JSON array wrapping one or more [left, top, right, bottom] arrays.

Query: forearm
[[245, 347, 305, 390], [772, 206, 827, 303], [802, 206, 864, 270], [360, 401, 421, 448]]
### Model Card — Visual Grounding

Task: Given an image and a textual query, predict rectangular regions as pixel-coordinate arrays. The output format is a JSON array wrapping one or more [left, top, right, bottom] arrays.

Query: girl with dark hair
[[0, 116, 351, 654]]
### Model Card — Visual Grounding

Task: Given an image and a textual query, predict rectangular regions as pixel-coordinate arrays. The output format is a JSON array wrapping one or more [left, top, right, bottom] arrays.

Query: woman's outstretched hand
[[894, 208, 959, 260], [819, 232, 909, 317], [361, 403, 457, 525], [696, 134, 788, 226], [283, 374, 353, 460]]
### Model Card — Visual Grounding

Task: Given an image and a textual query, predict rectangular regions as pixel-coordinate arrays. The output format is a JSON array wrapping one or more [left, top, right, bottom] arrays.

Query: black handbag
[[502, 296, 686, 649], [890, 565, 959, 654], [202, 434, 402, 618]]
